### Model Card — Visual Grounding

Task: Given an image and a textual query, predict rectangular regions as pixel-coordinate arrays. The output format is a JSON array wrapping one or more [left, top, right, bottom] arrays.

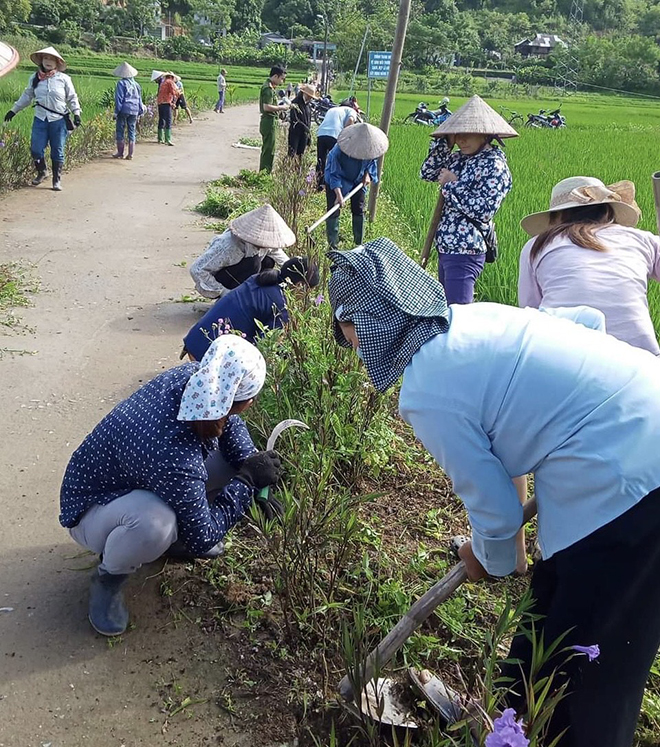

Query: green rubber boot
[[157, 128, 164, 143], [352, 214, 365, 246], [326, 216, 340, 250], [165, 128, 174, 146]]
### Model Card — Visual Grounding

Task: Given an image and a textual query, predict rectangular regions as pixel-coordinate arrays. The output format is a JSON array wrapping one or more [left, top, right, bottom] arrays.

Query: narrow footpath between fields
[[0, 104, 267, 747]]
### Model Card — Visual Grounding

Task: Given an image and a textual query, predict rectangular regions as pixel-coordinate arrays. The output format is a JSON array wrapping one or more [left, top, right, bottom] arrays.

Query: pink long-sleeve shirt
[[518, 224, 660, 355]]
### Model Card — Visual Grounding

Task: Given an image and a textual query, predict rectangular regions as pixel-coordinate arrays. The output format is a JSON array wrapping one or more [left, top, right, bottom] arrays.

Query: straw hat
[[151, 69, 165, 81], [113, 61, 138, 78], [337, 123, 389, 160], [521, 176, 641, 236], [0, 42, 19, 79], [300, 83, 319, 99], [431, 95, 518, 139], [229, 205, 296, 248], [30, 46, 66, 72]]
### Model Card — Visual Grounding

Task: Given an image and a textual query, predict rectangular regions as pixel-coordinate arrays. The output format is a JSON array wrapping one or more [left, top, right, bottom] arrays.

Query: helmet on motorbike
[[440, 97, 450, 106]]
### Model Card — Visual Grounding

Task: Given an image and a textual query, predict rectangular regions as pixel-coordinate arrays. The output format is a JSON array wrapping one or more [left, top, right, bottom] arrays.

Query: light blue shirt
[[399, 302, 660, 577], [317, 105, 357, 138]]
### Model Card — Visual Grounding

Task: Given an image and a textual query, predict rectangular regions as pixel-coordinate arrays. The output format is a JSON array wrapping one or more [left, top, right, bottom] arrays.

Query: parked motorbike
[[525, 106, 566, 129], [312, 95, 336, 125], [404, 99, 452, 126]]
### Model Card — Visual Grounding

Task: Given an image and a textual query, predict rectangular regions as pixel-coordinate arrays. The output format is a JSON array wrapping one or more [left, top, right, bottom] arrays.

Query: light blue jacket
[[115, 78, 144, 117], [324, 145, 378, 196], [399, 302, 660, 576]]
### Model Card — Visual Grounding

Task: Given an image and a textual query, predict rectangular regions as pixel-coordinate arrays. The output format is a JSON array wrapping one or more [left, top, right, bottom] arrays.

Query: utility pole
[[367, 0, 411, 221], [322, 17, 329, 94]]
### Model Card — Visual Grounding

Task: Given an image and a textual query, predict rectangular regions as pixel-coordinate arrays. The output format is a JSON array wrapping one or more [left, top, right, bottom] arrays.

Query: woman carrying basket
[[420, 95, 516, 305], [3, 46, 81, 191]]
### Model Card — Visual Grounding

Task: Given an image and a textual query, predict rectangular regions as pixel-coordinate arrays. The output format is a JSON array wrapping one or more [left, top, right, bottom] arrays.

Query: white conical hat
[[229, 205, 296, 247], [151, 69, 166, 81], [30, 46, 66, 71], [0, 42, 19, 79], [337, 123, 389, 160], [432, 95, 518, 138], [113, 62, 138, 78]]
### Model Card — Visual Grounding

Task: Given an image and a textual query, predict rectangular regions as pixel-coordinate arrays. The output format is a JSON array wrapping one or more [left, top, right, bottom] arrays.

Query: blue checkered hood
[[328, 238, 450, 392]]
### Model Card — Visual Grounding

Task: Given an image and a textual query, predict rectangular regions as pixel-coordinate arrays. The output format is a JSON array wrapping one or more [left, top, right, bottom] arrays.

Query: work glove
[[254, 486, 284, 522], [73, 114, 81, 128], [4, 110, 15, 122], [235, 450, 282, 491]]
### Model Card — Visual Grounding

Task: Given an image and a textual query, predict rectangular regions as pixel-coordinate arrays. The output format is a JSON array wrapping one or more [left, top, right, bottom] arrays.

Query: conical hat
[[113, 62, 138, 78], [30, 46, 66, 71], [0, 42, 19, 79], [229, 205, 296, 248], [432, 95, 518, 139], [151, 69, 165, 81], [337, 123, 389, 160]]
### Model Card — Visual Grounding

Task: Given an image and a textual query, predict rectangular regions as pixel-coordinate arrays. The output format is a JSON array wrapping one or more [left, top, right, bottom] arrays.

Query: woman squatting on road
[[3, 46, 81, 191], [59, 335, 283, 637], [328, 237, 660, 747]]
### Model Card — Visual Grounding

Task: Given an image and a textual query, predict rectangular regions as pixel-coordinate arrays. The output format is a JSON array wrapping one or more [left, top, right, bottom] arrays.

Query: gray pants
[[69, 452, 236, 575]]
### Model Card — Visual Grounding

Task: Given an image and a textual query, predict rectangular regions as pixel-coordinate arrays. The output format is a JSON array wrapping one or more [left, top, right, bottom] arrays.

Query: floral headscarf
[[177, 335, 266, 421]]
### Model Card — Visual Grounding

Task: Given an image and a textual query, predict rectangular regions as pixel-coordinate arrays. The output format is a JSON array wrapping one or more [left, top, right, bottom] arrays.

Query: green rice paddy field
[[365, 91, 660, 330]]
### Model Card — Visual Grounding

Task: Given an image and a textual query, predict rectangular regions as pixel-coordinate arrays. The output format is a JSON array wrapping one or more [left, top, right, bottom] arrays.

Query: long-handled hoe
[[338, 497, 539, 730]]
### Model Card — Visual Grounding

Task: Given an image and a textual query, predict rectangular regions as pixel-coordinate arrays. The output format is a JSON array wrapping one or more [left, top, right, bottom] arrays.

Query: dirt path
[[0, 105, 271, 747]]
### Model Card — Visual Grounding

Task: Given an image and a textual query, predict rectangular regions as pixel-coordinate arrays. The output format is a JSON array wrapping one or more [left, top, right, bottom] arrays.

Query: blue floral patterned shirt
[[59, 363, 257, 554], [420, 138, 512, 255]]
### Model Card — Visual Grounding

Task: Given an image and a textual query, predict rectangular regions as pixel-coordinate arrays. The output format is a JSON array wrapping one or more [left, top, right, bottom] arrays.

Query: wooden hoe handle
[[338, 496, 538, 702], [420, 191, 444, 269]]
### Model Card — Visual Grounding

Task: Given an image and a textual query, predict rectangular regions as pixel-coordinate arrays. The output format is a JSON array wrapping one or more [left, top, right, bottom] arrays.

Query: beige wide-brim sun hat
[[229, 205, 296, 248], [431, 94, 518, 139], [30, 46, 66, 71], [0, 42, 19, 79], [151, 69, 165, 81], [113, 62, 138, 78], [521, 176, 641, 236], [300, 83, 319, 99], [337, 122, 389, 160]]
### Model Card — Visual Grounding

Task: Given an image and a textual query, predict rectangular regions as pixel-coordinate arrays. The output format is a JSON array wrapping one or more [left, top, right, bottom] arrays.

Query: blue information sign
[[368, 51, 392, 79]]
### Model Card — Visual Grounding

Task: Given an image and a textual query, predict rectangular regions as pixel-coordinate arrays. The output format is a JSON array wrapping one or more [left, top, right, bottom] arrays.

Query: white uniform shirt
[[217, 73, 226, 92], [12, 71, 81, 121]]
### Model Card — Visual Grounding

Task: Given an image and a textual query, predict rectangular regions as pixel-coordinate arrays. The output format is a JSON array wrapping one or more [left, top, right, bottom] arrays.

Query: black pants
[[502, 486, 660, 747], [213, 255, 275, 290], [288, 127, 309, 157], [316, 135, 337, 188], [157, 103, 172, 130], [325, 184, 364, 216]]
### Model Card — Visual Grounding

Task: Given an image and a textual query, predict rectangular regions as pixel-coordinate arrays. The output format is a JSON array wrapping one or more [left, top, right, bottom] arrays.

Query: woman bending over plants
[[328, 236, 660, 747], [59, 335, 282, 637]]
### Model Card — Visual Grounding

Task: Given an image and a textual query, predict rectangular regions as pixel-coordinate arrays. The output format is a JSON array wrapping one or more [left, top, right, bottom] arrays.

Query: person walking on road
[[288, 83, 318, 159], [420, 95, 516, 304], [156, 72, 178, 145], [214, 68, 227, 113], [174, 76, 193, 124], [112, 62, 145, 161], [518, 176, 660, 355], [60, 335, 283, 636], [3, 46, 81, 191], [315, 105, 358, 189], [259, 65, 288, 173], [189, 204, 295, 299], [324, 122, 388, 250]]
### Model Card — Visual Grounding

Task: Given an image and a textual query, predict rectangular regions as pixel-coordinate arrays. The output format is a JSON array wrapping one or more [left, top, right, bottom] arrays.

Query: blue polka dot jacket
[[59, 363, 257, 554]]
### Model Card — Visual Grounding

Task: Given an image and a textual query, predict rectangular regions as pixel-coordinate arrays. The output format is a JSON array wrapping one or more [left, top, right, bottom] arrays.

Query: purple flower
[[305, 169, 315, 184], [298, 189, 306, 197], [572, 644, 600, 661], [0, 141, 5, 148], [485, 709, 529, 747], [314, 293, 324, 306]]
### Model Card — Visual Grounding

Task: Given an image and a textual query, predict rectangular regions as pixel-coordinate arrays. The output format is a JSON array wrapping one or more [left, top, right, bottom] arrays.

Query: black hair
[[270, 65, 286, 78], [255, 256, 320, 288]]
